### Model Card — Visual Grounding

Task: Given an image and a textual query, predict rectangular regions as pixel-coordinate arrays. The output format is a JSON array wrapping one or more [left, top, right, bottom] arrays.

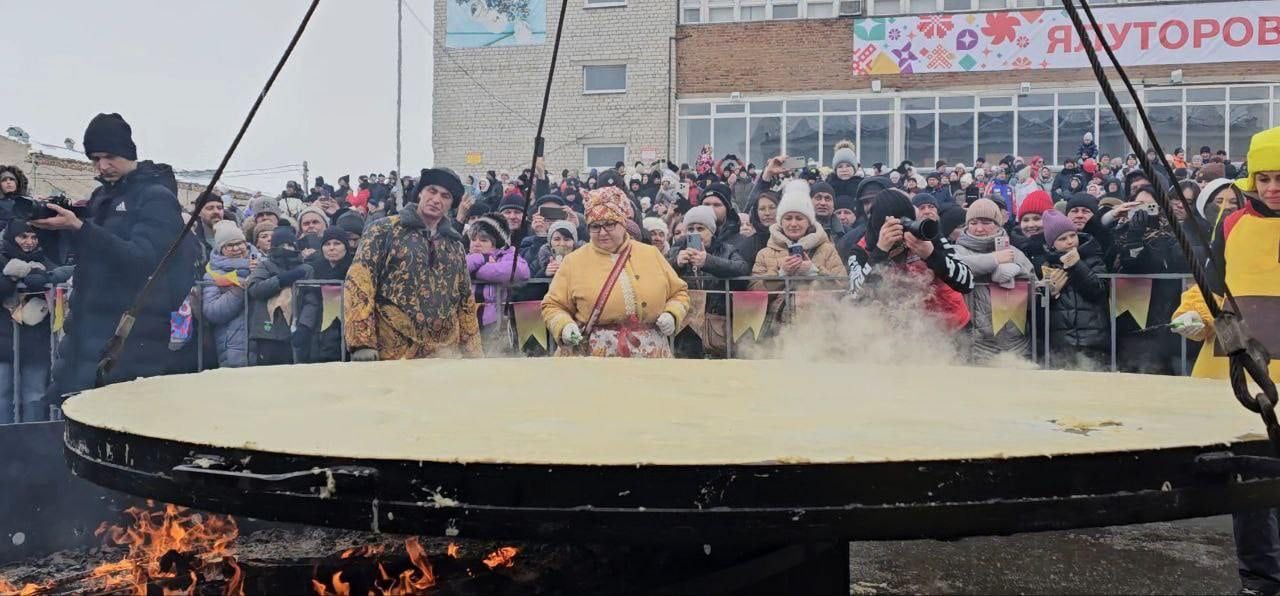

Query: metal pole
[[395, 0, 403, 175], [302, 160, 310, 191], [1109, 277, 1117, 372], [12, 319, 20, 423], [724, 279, 732, 359]]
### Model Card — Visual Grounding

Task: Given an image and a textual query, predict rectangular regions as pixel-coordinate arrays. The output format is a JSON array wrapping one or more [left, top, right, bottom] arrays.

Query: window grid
[[676, 85, 1277, 169], [680, 0, 1197, 22]]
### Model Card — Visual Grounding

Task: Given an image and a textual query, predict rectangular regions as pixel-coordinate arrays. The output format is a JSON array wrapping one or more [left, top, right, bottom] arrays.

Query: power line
[[398, 0, 536, 127]]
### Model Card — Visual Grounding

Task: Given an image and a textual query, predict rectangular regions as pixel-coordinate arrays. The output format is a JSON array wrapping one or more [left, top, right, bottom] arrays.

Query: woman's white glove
[[3, 260, 32, 279], [656, 313, 677, 337], [561, 323, 583, 346], [1170, 311, 1205, 339]]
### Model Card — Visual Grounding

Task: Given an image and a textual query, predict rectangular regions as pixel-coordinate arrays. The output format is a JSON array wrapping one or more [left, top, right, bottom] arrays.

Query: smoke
[[760, 269, 965, 366]]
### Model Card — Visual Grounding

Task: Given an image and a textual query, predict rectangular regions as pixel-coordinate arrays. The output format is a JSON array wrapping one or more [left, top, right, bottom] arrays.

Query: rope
[[1062, 0, 1278, 454], [507, 0, 573, 285], [95, 0, 321, 385]]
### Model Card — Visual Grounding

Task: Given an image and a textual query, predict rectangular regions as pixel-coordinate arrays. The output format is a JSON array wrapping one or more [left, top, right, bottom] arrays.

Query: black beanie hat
[[834, 195, 858, 212], [865, 189, 917, 251], [83, 113, 137, 160], [1065, 192, 1099, 215], [320, 226, 350, 247], [412, 168, 465, 209], [271, 226, 298, 249], [939, 205, 967, 239], [336, 211, 366, 237], [810, 181, 836, 197], [911, 193, 938, 208], [701, 182, 733, 204]]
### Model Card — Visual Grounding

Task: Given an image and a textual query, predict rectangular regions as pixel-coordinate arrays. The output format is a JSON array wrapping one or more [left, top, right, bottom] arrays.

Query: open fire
[[0, 505, 522, 596]]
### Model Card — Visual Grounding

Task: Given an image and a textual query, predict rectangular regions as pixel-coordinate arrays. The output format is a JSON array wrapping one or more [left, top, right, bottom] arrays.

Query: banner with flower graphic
[[853, 1, 1280, 75]]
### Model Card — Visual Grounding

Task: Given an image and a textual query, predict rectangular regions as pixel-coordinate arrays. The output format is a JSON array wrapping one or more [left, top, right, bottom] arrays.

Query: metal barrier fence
[[3, 273, 1199, 423]]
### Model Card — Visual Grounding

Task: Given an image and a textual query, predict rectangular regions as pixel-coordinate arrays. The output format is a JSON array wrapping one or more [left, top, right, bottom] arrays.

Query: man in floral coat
[[343, 168, 483, 360]]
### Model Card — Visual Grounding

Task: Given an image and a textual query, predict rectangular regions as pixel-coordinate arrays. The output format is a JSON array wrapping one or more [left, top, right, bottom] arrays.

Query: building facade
[[432, 0, 677, 175], [433, 0, 1280, 174], [675, 0, 1280, 169]]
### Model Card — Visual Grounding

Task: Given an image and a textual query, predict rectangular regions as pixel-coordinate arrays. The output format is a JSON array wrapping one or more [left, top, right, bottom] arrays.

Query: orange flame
[[446, 543, 460, 558], [90, 503, 241, 596], [0, 577, 52, 596], [482, 546, 519, 569]]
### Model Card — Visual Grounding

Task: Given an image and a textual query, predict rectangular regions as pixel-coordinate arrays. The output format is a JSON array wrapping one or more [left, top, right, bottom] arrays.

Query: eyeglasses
[[588, 222, 620, 234]]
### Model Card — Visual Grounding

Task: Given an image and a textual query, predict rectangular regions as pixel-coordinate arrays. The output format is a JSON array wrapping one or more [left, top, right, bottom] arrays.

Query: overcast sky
[[0, 0, 434, 194]]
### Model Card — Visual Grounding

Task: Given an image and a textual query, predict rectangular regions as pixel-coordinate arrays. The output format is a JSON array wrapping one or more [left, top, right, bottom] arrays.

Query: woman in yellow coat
[[541, 187, 690, 358], [1171, 125, 1280, 383]]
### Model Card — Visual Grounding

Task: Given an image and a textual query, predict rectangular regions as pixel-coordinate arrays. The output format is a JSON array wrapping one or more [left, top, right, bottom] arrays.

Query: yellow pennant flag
[[319, 285, 344, 332], [512, 301, 548, 351], [1113, 277, 1153, 329], [731, 291, 769, 342], [47, 287, 66, 333], [678, 290, 707, 340], [990, 281, 1030, 335]]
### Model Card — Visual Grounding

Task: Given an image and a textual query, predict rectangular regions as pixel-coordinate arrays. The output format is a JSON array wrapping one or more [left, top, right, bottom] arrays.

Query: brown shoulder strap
[[583, 244, 632, 337]]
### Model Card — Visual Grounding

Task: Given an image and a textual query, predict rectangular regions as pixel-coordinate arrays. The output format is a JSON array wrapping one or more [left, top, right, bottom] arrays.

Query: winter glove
[[656, 313, 677, 337], [276, 267, 308, 286], [3, 260, 32, 279], [992, 263, 1021, 288], [1170, 311, 1206, 340], [561, 323, 583, 346], [351, 348, 379, 362], [1126, 209, 1151, 241], [28, 262, 45, 272]]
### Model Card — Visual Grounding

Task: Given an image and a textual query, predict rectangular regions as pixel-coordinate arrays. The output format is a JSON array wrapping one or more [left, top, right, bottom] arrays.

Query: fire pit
[[57, 358, 1280, 594]]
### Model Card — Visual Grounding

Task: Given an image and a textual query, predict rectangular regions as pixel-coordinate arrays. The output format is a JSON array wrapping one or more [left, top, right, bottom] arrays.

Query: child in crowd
[[201, 220, 254, 368], [534, 221, 580, 280], [1039, 209, 1109, 368], [466, 216, 529, 352]]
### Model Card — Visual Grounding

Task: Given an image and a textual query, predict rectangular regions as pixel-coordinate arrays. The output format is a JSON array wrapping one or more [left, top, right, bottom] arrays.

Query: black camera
[[13, 195, 81, 221], [898, 217, 939, 241]]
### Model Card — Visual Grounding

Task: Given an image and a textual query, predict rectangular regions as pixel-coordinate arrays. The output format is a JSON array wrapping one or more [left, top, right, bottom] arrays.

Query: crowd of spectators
[[0, 117, 1271, 424]]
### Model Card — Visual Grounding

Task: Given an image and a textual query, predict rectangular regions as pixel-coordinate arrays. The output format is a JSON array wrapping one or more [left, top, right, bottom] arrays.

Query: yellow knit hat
[[1236, 125, 1280, 192]]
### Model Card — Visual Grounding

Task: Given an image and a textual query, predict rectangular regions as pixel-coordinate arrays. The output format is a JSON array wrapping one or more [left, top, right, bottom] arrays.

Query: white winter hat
[[212, 220, 246, 254], [683, 205, 718, 234], [642, 217, 667, 234], [776, 180, 816, 225], [1196, 178, 1236, 220]]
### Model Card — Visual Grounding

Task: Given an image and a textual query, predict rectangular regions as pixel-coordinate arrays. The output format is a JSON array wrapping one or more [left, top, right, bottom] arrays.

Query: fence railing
[[3, 273, 1200, 424]]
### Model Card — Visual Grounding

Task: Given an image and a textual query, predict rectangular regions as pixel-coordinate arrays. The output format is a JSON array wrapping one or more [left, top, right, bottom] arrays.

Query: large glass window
[[903, 112, 935, 166], [680, 119, 711, 167], [1230, 104, 1268, 158], [822, 114, 857, 167], [585, 145, 627, 171], [1186, 104, 1225, 155], [583, 65, 627, 94], [786, 115, 820, 164], [1098, 108, 1136, 160], [1017, 110, 1054, 163], [860, 114, 892, 167], [938, 112, 974, 165], [714, 118, 747, 163], [978, 111, 1014, 163], [1056, 109, 1094, 164], [1148, 105, 1184, 153], [749, 117, 782, 165]]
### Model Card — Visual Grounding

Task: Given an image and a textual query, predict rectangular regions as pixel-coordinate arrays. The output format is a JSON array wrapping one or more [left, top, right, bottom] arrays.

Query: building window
[[585, 145, 627, 171], [584, 0, 626, 7], [805, 0, 835, 17], [740, 3, 767, 19], [771, 0, 799, 18], [583, 65, 627, 94], [708, 2, 736, 21]]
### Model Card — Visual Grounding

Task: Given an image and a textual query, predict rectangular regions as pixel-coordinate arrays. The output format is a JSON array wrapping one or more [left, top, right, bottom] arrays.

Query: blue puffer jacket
[[201, 253, 252, 367]]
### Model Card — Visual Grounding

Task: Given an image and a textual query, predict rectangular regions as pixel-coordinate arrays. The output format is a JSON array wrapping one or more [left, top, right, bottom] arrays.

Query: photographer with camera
[[33, 113, 196, 404], [848, 188, 974, 332], [667, 205, 750, 358]]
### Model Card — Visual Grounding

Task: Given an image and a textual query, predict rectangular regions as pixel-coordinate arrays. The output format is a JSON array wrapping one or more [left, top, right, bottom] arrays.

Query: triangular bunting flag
[[319, 285, 343, 332], [1113, 277, 1153, 328], [512, 301, 549, 351], [989, 281, 1029, 335], [731, 291, 769, 342]]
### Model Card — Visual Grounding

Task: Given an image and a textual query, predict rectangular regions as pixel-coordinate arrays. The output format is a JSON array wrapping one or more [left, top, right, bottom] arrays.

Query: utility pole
[[302, 160, 310, 190], [396, 0, 404, 176]]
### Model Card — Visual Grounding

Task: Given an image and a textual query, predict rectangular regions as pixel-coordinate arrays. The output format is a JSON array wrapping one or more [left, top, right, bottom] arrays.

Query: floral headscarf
[[585, 187, 628, 225]]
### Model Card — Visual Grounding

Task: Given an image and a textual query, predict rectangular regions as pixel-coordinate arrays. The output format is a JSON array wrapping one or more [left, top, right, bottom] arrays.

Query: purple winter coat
[[466, 248, 530, 326]]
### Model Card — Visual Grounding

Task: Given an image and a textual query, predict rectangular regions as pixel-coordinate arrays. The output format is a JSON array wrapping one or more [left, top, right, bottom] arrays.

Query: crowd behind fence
[[3, 273, 1199, 424]]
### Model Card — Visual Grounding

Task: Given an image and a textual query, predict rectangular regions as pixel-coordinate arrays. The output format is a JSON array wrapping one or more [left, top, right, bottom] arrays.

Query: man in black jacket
[[33, 113, 195, 405]]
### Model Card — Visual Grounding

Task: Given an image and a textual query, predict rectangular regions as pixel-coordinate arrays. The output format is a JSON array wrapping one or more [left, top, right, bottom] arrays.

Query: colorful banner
[[853, 1, 1280, 75], [319, 285, 343, 332], [990, 281, 1030, 335], [731, 291, 769, 342], [47, 287, 66, 333], [447, 0, 546, 48], [679, 290, 708, 340], [512, 301, 548, 351], [1113, 277, 1153, 328]]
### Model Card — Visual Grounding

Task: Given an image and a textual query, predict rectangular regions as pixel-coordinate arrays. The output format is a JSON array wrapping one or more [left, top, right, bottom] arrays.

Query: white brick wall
[[432, 0, 677, 177]]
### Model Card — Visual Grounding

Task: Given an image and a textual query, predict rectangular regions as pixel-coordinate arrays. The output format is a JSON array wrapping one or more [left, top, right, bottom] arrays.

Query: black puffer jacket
[[0, 220, 64, 365], [1109, 207, 1191, 374], [1045, 235, 1110, 352], [49, 161, 196, 398], [733, 193, 774, 270], [666, 234, 750, 316]]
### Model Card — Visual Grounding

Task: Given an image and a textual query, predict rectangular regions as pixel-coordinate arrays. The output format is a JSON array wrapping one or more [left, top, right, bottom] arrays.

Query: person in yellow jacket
[[1171, 125, 1280, 383], [1169, 125, 1280, 596], [541, 187, 690, 358]]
